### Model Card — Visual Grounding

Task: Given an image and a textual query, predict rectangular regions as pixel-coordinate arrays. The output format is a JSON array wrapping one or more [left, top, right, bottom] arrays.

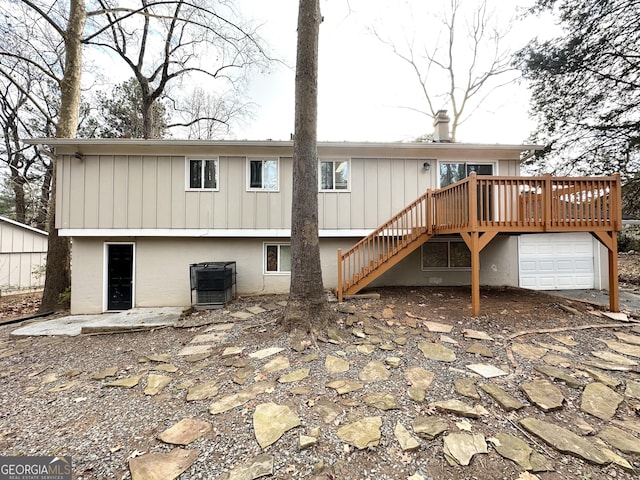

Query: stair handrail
[[338, 189, 433, 297]]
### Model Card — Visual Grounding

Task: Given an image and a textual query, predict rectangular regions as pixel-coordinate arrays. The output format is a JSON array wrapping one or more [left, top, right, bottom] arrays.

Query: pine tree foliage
[[81, 78, 168, 138], [516, 0, 640, 178]]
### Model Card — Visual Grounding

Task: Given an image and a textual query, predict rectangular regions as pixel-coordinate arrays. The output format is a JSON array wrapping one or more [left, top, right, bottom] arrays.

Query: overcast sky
[[234, 0, 548, 144]]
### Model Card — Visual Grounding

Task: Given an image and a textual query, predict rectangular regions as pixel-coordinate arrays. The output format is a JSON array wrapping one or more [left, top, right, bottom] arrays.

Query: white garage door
[[519, 233, 594, 290]]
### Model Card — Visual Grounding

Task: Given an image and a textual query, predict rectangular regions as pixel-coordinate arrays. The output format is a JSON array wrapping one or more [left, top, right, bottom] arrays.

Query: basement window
[[421, 239, 471, 270], [264, 243, 291, 274]]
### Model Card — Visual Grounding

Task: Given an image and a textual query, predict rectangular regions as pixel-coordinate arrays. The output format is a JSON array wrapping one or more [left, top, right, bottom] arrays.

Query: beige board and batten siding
[[59, 154, 293, 231], [57, 149, 521, 232], [0, 217, 48, 292]]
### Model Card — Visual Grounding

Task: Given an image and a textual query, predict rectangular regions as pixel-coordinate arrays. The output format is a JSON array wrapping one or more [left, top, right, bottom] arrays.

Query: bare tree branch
[[19, 0, 66, 37], [0, 66, 56, 124], [83, 0, 271, 138], [374, 0, 516, 142]]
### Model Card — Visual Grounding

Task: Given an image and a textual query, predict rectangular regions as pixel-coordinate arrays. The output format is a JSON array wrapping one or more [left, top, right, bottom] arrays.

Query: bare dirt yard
[[1, 255, 639, 480]]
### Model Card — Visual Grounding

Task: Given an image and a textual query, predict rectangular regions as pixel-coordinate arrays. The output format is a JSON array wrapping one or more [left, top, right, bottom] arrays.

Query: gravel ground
[[1, 284, 640, 480]]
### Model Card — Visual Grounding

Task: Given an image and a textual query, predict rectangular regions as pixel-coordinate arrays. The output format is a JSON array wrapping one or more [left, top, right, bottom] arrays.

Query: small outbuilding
[[0, 216, 48, 294]]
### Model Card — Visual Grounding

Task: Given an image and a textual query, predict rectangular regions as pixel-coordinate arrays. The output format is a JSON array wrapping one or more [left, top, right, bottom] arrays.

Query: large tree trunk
[[39, 0, 86, 312], [281, 0, 334, 335], [10, 168, 26, 224], [142, 97, 153, 139], [34, 160, 52, 231]]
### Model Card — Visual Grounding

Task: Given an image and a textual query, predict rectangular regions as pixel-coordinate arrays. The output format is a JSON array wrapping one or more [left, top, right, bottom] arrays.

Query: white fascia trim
[[0, 215, 48, 236], [59, 228, 374, 238]]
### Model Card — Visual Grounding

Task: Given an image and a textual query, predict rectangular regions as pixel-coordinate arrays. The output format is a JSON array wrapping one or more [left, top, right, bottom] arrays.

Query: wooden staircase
[[337, 190, 435, 299], [336, 173, 622, 315]]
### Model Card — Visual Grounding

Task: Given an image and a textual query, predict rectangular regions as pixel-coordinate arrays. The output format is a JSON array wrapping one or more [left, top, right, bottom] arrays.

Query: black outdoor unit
[[189, 261, 236, 308]]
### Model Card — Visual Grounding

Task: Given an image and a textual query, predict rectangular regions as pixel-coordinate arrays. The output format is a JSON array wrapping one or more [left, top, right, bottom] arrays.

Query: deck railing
[[434, 173, 621, 233], [337, 173, 621, 300]]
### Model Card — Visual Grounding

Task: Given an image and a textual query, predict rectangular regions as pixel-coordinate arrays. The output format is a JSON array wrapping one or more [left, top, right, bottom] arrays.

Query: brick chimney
[[433, 110, 451, 143]]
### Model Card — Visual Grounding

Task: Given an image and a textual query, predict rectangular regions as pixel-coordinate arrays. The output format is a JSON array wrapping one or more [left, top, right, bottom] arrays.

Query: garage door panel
[[574, 276, 594, 288], [538, 277, 556, 288], [557, 276, 578, 288], [519, 233, 594, 290], [574, 259, 593, 271], [520, 245, 539, 255], [520, 260, 537, 272], [556, 260, 575, 270], [519, 278, 537, 288], [537, 260, 555, 272], [538, 245, 555, 255]]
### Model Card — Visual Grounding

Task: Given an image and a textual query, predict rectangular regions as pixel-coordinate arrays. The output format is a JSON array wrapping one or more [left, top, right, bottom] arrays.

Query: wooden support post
[[427, 189, 433, 234], [469, 173, 478, 230], [612, 173, 622, 231], [543, 173, 552, 231], [592, 231, 620, 313], [608, 236, 619, 313], [461, 231, 481, 316], [337, 249, 343, 303], [470, 232, 481, 316]]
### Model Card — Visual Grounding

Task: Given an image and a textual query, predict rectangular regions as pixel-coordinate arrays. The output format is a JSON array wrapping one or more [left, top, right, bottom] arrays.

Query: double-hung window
[[187, 158, 218, 190], [248, 158, 279, 191], [264, 243, 291, 274], [421, 239, 471, 270], [319, 160, 349, 191]]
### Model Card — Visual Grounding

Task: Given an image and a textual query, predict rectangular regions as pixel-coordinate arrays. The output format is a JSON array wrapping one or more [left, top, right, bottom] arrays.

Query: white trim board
[[60, 228, 374, 238], [0, 216, 48, 236]]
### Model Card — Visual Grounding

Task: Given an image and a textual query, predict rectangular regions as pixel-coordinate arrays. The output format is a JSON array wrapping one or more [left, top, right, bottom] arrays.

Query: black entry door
[[107, 244, 133, 310]]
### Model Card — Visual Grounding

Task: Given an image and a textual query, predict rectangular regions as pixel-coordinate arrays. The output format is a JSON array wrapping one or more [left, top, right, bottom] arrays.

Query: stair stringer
[[343, 231, 434, 296]]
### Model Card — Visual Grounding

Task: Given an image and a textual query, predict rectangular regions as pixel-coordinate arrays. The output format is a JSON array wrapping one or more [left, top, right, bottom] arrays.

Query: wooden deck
[[337, 173, 622, 315]]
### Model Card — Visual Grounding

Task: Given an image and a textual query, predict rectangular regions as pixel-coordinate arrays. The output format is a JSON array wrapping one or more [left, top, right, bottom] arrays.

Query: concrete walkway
[[549, 289, 640, 314], [11, 307, 184, 336]]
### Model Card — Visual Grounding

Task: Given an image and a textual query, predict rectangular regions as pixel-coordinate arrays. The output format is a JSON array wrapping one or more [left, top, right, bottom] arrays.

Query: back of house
[[30, 131, 618, 314]]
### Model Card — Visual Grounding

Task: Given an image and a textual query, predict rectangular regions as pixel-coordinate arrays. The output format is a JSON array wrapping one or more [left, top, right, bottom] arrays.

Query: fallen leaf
[[128, 450, 144, 459]]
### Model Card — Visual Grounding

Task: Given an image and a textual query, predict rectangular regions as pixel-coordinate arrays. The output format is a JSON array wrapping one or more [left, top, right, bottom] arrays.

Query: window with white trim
[[187, 158, 218, 190], [439, 162, 493, 187], [248, 158, 279, 190], [264, 243, 291, 274], [421, 239, 471, 270], [319, 160, 349, 191]]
